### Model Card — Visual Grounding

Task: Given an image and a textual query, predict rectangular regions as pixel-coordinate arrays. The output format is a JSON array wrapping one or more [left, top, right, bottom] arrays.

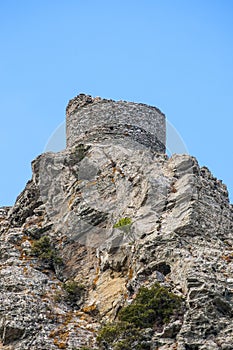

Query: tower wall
[[66, 94, 166, 152]]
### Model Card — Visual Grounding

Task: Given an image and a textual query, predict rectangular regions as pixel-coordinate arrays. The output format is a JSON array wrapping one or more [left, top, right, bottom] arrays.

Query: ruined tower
[[66, 93, 166, 152], [2, 94, 233, 349]]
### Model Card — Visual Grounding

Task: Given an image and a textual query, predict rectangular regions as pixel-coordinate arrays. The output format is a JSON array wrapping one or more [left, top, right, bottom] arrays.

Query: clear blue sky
[[0, 0, 233, 206]]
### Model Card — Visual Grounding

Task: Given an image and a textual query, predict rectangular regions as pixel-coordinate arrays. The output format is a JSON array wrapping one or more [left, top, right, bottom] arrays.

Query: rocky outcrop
[[0, 95, 232, 349]]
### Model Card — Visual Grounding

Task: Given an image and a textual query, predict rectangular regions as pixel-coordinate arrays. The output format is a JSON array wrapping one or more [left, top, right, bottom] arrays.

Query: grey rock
[[0, 94, 232, 349]]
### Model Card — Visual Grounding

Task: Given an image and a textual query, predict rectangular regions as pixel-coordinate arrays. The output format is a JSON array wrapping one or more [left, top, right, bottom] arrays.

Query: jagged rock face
[[0, 141, 232, 349], [0, 96, 233, 349]]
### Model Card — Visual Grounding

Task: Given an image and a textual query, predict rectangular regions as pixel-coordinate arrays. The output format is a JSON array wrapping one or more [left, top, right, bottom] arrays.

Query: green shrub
[[97, 283, 183, 349], [63, 280, 85, 305], [97, 323, 122, 343], [97, 322, 150, 350], [118, 282, 182, 328], [75, 144, 90, 161], [113, 217, 132, 230], [31, 236, 62, 269]]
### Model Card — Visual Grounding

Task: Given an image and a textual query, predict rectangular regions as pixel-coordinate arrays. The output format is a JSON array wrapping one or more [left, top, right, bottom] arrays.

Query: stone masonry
[[66, 93, 166, 152]]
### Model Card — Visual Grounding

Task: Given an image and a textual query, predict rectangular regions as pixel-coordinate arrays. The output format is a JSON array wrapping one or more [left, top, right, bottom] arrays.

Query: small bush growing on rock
[[31, 235, 62, 270], [97, 321, 150, 350], [97, 283, 183, 349], [63, 280, 85, 305], [97, 323, 121, 343], [113, 217, 132, 230], [75, 144, 90, 161], [118, 282, 182, 328]]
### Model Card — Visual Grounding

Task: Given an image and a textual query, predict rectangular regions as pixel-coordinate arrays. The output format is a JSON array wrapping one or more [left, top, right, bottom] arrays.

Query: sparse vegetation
[[97, 322, 150, 350], [97, 283, 183, 349], [113, 217, 132, 229], [63, 280, 85, 305], [75, 144, 90, 161], [53, 280, 86, 307], [118, 282, 182, 327], [31, 235, 62, 270]]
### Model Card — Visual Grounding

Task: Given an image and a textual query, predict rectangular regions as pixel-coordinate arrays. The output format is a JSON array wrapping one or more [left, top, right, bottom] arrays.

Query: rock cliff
[[0, 94, 233, 350]]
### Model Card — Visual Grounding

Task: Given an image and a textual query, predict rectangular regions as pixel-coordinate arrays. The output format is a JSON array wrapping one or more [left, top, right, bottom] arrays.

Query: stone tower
[[66, 93, 166, 152], [1, 94, 233, 349]]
